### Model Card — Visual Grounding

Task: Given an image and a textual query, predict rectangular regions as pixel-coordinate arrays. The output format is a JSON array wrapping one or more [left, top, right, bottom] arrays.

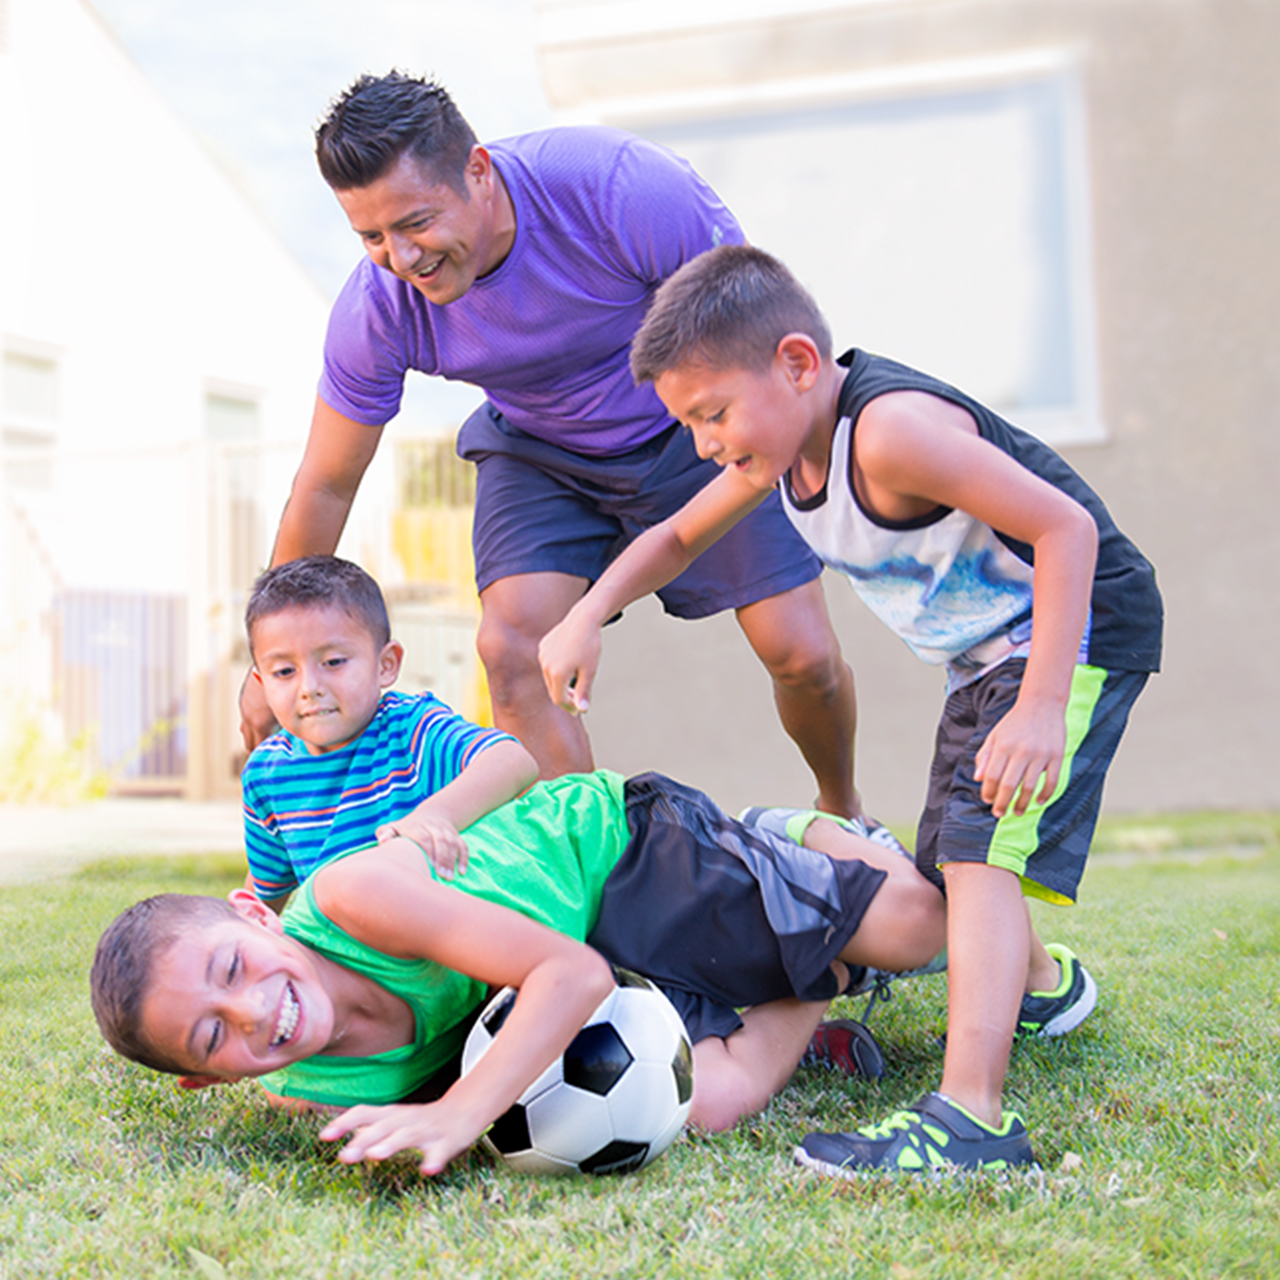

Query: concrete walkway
[[0, 798, 243, 886]]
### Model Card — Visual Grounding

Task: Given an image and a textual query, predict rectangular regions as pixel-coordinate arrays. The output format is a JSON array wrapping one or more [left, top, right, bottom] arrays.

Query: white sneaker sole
[[1039, 965, 1098, 1037]]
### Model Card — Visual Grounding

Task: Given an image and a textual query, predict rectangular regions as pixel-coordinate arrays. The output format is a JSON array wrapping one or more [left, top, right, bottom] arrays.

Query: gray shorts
[[457, 403, 823, 618], [587, 773, 888, 1043]]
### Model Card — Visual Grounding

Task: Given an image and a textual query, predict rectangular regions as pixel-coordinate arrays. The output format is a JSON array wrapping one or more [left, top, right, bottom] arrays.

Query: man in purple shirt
[[242, 71, 863, 822]]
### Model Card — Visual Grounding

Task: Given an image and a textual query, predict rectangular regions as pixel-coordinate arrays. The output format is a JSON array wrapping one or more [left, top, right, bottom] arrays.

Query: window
[[620, 54, 1103, 443], [3, 348, 60, 489], [204, 391, 262, 593]]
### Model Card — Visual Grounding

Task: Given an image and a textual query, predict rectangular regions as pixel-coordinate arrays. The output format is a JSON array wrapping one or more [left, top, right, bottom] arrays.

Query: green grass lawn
[[2, 816, 1278, 1279]]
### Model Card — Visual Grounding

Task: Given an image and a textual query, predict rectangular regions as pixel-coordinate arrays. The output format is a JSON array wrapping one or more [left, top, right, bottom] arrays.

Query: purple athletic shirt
[[318, 126, 744, 456]]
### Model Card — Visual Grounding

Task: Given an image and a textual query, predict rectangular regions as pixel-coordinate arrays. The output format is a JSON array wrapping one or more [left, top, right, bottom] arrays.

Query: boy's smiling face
[[138, 893, 337, 1082], [653, 339, 822, 492], [250, 604, 402, 755]]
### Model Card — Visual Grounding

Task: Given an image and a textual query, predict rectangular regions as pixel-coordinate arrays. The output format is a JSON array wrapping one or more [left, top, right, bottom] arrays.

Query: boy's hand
[[320, 1101, 481, 1176], [538, 613, 600, 715], [973, 696, 1067, 819], [376, 815, 468, 879]]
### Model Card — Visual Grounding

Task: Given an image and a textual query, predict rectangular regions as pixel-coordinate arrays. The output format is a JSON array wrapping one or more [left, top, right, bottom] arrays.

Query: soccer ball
[[461, 968, 694, 1175]]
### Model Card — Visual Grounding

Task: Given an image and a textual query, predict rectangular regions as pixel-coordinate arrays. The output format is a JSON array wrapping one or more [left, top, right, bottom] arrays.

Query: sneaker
[[795, 1092, 1034, 1176], [737, 805, 860, 845], [801, 1019, 886, 1080], [737, 806, 911, 860], [860, 816, 913, 861], [1017, 943, 1097, 1039]]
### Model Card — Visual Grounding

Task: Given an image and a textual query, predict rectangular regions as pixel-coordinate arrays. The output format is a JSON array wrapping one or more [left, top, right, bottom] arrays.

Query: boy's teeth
[[272, 985, 299, 1046]]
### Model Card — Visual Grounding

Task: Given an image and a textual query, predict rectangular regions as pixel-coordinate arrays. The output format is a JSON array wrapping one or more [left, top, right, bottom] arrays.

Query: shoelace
[[856, 1108, 922, 1141], [857, 971, 896, 1025]]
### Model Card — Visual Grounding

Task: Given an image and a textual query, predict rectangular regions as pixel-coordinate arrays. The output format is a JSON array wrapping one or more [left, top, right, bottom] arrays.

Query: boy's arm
[[856, 392, 1099, 818], [374, 738, 538, 878], [539, 467, 768, 712], [310, 840, 617, 1174]]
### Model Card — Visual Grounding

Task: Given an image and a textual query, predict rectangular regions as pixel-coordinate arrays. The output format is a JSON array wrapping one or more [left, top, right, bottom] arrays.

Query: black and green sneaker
[[1017, 943, 1097, 1039], [795, 1093, 1035, 1176]]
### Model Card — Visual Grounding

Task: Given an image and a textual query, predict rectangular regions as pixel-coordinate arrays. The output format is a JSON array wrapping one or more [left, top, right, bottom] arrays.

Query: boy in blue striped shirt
[[240, 556, 536, 906]]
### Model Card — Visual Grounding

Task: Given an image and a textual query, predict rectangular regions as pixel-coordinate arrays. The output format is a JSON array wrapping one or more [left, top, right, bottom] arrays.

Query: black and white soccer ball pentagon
[[461, 968, 694, 1176]]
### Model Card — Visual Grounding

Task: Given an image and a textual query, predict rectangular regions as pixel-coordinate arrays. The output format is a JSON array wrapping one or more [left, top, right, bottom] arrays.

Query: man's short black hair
[[315, 71, 478, 191], [631, 245, 833, 383], [245, 556, 391, 655]]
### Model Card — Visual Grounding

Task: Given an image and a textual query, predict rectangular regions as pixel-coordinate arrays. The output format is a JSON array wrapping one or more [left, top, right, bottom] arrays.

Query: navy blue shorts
[[916, 660, 1150, 904], [587, 773, 888, 1043], [456, 403, 823, 618]]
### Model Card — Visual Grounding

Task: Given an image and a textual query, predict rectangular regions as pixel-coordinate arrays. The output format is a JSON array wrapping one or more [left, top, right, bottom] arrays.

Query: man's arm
[[855, 392, 1098, 818], [374, 738, 538, 878], [239, 395, 387, 750], [310, 841, 616, 1174], [270, 394, 386, 564], [539, 467, 767, 713]]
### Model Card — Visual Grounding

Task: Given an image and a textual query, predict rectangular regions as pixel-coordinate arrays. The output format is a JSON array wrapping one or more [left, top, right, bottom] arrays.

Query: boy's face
[[250, 604, 402, 754], [138, 893, 336, 1082], [653, 346, 816, 491]]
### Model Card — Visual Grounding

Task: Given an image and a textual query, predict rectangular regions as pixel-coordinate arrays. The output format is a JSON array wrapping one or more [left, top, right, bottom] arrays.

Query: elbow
[[582, 948, 617, 1008], [513, 743, 539, 794]]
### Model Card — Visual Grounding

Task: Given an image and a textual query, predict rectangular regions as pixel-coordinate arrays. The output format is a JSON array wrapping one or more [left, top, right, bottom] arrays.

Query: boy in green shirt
[[91, 769, 946, 1174]]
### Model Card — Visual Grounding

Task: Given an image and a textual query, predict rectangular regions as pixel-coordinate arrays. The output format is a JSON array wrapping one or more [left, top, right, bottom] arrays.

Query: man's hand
[[973, 695, 1067, 819], [319, 1101, 482, 1176], [538, 612, 600, 715], [239, 670, 278, 753], [376, 818, 468, 880]]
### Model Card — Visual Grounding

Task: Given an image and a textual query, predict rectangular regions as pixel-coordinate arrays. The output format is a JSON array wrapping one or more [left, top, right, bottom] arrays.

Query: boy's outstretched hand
[[375, 818, 468, 879], [973, 695, 1066, 819], [320, 1101, 482, 1176], [538, 611, 599, 715]]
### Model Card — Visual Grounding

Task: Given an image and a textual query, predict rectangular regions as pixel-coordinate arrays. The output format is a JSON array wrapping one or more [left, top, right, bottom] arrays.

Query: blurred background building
[[1, 0, 1275, 823]]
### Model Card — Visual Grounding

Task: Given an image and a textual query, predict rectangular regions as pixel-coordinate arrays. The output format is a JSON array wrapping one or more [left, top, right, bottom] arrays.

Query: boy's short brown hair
[[245, 555, 391, 657], [630, 245, 832, 383], [90, 894, 240, 1074]]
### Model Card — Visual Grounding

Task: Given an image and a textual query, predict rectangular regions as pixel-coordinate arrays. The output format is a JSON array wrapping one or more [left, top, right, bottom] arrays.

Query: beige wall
[[539, 0, 1280, 822]]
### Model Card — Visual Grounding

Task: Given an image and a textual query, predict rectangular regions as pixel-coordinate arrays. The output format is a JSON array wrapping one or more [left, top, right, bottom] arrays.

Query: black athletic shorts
[[586, 773, 887, 1043], [458, 403, 823, 617]]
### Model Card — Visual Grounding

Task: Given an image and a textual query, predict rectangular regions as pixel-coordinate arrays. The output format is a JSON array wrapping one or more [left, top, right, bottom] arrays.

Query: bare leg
[[477, 572, 594, 778], [800, 817, 947, 974], [736, 580, 860, 820], [690, 998, 830, 1133], [1023, 901, 1061, 993], [936, 861, 1027, 1128]]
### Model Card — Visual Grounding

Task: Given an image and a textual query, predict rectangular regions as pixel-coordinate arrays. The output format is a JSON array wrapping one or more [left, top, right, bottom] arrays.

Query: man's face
[[335, 148, 513, 305], [654, 356, 812, 493], [137, 897, 336, 1081], [251, 604, 402, 755]]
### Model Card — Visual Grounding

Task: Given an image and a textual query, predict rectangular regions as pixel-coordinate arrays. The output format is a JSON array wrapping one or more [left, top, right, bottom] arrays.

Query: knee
[[688, 1077, 770, 1134], [688, 1046, 775, 1133], [475, 612, 538, 703], [875, 872, 948, 971], [763, 632, 849, 694]]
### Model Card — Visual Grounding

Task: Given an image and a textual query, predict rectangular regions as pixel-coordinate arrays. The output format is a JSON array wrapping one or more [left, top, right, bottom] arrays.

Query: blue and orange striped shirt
[[242, 691, 515, 899]]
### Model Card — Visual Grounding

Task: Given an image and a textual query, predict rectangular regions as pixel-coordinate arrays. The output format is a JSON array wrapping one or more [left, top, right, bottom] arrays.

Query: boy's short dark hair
[[315, 70, 478, 192], [631, 245, 833, 383], [90, 894, 240, 1074], [245, 556, 391, 655]]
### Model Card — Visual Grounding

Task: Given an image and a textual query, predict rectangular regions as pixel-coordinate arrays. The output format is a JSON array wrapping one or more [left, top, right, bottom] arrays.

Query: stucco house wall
[[534, 0, 1279, 822]]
